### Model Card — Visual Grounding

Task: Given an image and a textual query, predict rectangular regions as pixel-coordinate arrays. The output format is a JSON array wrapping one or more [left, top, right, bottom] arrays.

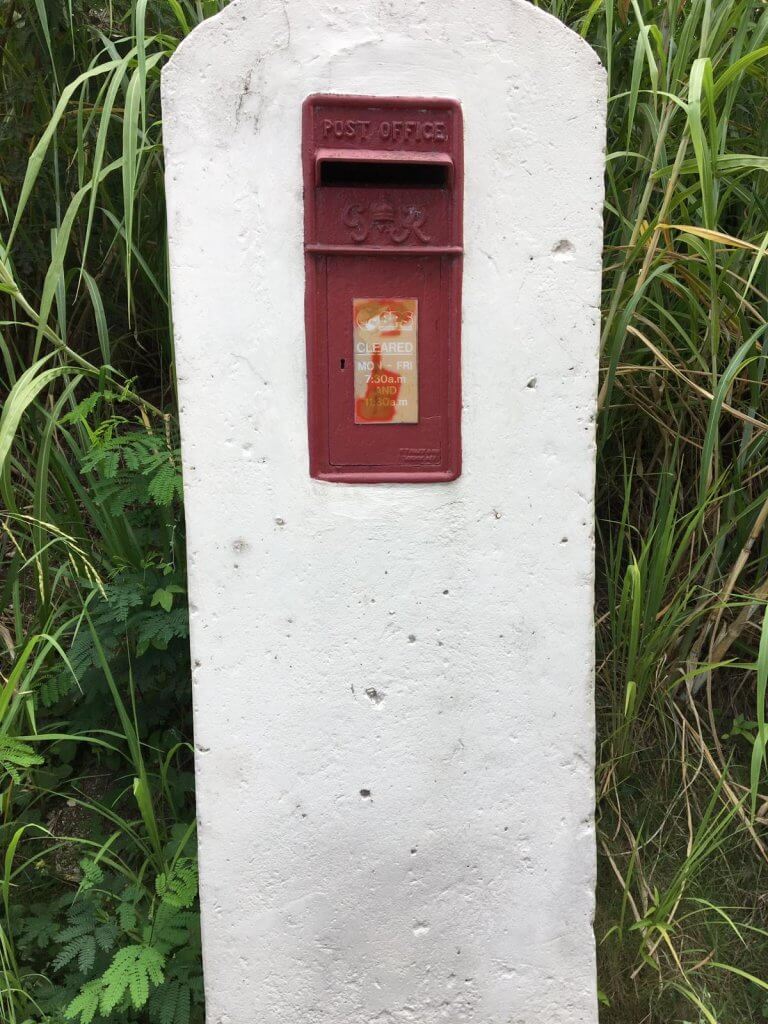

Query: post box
[[303, 95, 463, 482], [165, 8, 606, 1015]]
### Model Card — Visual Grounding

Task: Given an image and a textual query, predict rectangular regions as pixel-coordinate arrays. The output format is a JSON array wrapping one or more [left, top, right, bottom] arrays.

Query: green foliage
[[155, 860, 197, 911], [98, 946, 165, 1014], [78, 422, 184, 514], [535, 0, 768, 1019], [12, 851, 202, 1024], [0, 2, 212, 1022], [0, 736, 45, 782], [1, 0, 768, 1022]]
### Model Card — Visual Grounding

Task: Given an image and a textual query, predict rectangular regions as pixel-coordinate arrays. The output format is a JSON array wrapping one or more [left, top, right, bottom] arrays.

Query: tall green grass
[[1, 0, 767, 1021], [1, 4, 217, 1023], [552, 0, 768, 1018]]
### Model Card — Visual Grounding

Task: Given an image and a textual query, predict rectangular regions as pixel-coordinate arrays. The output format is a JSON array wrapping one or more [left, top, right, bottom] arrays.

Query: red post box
[[303, 95, 463, 482]]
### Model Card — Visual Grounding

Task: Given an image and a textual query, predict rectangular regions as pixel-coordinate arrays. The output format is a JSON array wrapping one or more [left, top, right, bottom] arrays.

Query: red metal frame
[[303, 94, 463, 483]]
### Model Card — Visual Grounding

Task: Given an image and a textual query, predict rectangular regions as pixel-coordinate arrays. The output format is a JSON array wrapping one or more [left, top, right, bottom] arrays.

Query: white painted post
[[163, 2, 606, 1022]]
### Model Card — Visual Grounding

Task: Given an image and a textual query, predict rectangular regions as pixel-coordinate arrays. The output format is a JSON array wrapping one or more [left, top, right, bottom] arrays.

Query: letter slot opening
[[315, 148, 454, 189], [319, 160, 449, 188]]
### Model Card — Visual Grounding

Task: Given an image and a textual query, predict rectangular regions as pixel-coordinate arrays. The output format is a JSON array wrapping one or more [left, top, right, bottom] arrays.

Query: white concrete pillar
[[163, 3, 606, 1022]]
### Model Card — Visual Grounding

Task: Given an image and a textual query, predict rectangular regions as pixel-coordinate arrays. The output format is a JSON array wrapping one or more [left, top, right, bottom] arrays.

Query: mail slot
[[303, 95, 463, 482]]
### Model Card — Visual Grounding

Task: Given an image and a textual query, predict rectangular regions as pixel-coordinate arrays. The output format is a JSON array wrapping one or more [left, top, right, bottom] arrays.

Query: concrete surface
[[163, 2, 606, 1021]]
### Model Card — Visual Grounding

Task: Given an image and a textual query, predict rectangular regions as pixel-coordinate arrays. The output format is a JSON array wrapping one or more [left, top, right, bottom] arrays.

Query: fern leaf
[[101, 450, 120, 478], [0, 736, 44, 782], [65, 978, 101, 1024], [151, 907, 196, 951], [135, 607, 188, 655], [79, 858, 104, 889], [77, 934, 97, 974], [149, 976, 181, 1024], [173, 980, 191, 1024], [95, 920, 119, 952], [53, 935, 87, 972], [56, 923, 91, 943], [41, 672, 78, 707], [147, 462, 178, 505], [99, 944, 164, 1014], [60, 392, 102, 425], [117, 901, 138, 932], [103, 577, 144, 623], [155, 858, 197, 909], [123, 441, 142, 471]]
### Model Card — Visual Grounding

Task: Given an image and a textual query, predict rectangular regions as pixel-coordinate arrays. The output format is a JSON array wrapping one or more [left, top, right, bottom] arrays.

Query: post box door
[[325, 256, 444, 468]]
